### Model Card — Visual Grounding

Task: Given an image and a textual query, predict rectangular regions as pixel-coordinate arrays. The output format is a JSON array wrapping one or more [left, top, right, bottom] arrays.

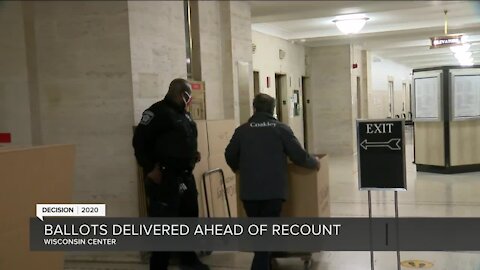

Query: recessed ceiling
[[250, 1, 480, 68]]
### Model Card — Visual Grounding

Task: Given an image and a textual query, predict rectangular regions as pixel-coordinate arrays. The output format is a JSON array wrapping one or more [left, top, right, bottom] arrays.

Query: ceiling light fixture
[[455, 51, 472, 61], [456, 52, 472, 59], [455, 51, 474, 66], [450, 43, 471, 53], [459, 59, 474, 66], [333, 14, 369, 35]]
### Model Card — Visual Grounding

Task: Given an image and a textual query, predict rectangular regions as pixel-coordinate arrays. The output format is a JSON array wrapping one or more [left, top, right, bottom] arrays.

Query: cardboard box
[[204, 119, 238, 217], [193, 120, 209, 217], [283, 154, 330, 217], [235, 173, 248, 218], [206, 119, 236, 156], [205, 154, 237, 217], [236, 155, 330, 218], [0, 144, 75, 270], [188, 81, 206, 120]]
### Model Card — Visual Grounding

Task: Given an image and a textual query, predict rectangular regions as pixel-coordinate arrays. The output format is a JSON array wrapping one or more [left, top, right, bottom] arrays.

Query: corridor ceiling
[[250, 1, 480, 68]]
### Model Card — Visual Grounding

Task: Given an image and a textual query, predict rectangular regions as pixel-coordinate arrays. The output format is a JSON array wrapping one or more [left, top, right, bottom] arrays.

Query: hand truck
[[202, 168, 232, 218], [199, 168, 232, 257]]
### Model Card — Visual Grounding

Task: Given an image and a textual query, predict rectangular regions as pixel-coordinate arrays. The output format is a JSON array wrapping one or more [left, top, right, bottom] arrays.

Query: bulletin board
[[413, 71, 443, 121], [450, 69, 480, 120]]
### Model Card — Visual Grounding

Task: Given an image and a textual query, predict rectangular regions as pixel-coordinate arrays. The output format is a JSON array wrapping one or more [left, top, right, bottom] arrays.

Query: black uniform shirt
[[132, 97, 198, 174]]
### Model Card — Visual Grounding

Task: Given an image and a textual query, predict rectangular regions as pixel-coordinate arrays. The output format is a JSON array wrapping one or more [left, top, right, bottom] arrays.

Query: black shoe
[[179, 260, 210, 270]]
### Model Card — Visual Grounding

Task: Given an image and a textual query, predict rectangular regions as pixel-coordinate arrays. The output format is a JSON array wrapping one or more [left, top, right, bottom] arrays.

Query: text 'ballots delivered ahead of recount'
[[30, 205, 480, 252]]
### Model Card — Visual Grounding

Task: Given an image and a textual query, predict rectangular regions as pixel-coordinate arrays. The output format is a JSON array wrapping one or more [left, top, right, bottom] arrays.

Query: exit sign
[[188, 80, 204, 91], [357, 119, 406, 190]]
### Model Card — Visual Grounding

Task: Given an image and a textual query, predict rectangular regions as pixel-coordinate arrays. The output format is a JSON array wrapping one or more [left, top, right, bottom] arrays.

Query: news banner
[[31, 204, 480, 251]]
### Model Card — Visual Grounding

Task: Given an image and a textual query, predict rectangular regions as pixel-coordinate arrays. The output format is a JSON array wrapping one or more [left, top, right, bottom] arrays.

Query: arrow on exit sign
[[360, 138, 401, 150]]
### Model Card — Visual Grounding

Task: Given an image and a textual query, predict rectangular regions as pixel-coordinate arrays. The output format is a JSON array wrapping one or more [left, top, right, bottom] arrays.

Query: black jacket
[[132, 98, 198, 174], [225, 112, 318, 201]]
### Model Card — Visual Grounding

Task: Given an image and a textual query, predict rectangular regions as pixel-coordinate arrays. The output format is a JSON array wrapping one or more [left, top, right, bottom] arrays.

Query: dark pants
[[243, 199, 283, 270], [146, 170, 199, 270]]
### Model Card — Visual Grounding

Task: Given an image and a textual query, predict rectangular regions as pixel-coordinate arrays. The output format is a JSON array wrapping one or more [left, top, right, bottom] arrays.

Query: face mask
[[183, 91, 192, 106]]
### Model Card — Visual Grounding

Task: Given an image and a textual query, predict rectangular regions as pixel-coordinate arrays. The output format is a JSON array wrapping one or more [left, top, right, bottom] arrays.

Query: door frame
[[388, 79, 395, 118], [253, 70, 260, 96], [302, 76, 310, 150], [275, 73, 288, 123]]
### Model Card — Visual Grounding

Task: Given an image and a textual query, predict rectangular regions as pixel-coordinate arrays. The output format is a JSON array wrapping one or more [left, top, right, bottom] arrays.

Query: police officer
[[132, 78, 209, 270], [225, 93, 320, 270]]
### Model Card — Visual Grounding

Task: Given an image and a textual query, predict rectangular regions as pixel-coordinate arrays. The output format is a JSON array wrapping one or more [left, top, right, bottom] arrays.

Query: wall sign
[[357, 119, 406, 190], [191, 82, 202, 90], [430, 34, 463, 49]]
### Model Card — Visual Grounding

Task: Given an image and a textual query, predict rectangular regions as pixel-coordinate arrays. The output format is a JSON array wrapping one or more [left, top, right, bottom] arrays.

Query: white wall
[[252, 30, 306, 145], [194, 1, 253, 123], [23, 2, 140, 262], [0, 1, 253, 263], [32, 1, 138, 218], [128, 1, 187, 123], [351, 45, 368, 120], [197, 1, 227, 120], [306, 45, 355, 155], [0, 2, 32, 146], [350, 45, 369, 154], [1, 0, 253, 218], [229, 1, 254, 124], [368, 54, 412, 119], [1, 2, 139, 217]]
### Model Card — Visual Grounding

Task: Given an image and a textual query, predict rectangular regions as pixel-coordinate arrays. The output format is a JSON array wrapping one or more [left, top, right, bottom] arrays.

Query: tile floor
[[66, 128, 480, 269]]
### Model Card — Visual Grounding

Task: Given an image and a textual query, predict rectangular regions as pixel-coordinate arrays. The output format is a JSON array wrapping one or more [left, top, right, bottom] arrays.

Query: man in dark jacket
[[225, 93, 319, 270], [132, 78, 209, 270]]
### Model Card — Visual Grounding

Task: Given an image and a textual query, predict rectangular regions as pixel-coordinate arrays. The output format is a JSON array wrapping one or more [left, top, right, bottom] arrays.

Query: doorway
[[402, 82, 407, 116], [356, 76, 362, 119], [408, 83, 412, 119], [275, 73, 288, 123], [253, 71, 260, 96], [302, 76, 310, 150], [388, 80, 394, 118], [402, 82, 412, 118]]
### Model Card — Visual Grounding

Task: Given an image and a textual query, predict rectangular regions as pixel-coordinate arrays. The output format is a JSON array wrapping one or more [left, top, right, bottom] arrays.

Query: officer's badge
[[185, 113, 192, 122], [140, 110, 154, 125], [179, 183, 188, 194]]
